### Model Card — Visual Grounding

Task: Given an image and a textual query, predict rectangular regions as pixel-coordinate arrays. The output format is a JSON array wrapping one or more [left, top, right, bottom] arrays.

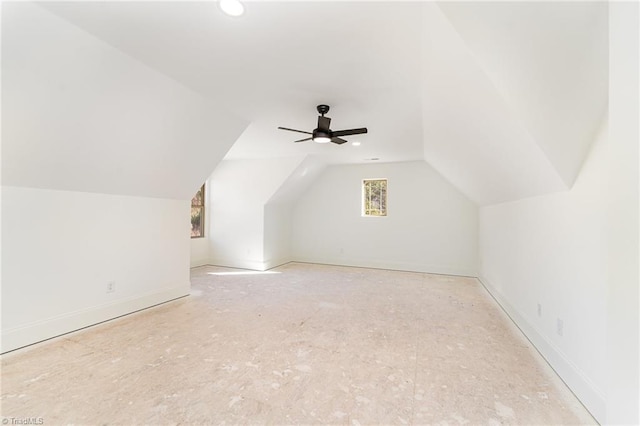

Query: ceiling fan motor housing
[[313, 129, 330, 138]]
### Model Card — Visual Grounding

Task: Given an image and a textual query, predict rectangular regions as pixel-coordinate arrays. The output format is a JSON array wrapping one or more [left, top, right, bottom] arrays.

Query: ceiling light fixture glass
[[219, 0, 244, 17], [312, 129, 331, 143], [352, 141, 361, 146]]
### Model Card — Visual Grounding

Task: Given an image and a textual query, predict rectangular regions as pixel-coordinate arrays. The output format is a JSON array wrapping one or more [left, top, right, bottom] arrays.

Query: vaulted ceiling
[[3, 1, 608, 204]]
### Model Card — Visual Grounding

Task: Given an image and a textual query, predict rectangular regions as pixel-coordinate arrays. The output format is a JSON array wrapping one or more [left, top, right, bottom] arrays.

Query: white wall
[[208, 157, 306, 270], [479, 120, 608, 421], [195, 155, 327, 270], [479, 4, 640, 423], [1, 2, 248, 353], [292, 161, 478, 276], [1, 187, 190, 353], [190, 238, 210, 268], [263, 203, 293, 270], [262, 156, 328, 270], [606, 2, 639, 423]]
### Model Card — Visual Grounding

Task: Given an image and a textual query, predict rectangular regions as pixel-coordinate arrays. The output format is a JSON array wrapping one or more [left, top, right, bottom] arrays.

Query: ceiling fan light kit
[[278, 105, 368, 145], [313, 133, 331, 143]]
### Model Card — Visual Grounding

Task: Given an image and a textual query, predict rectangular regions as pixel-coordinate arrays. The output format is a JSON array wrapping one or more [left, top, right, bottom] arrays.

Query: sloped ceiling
[[2, 2, 248, 200], [266, 156, 328, 206], [437, 1, 608, 191], [2, 1, 608, 205], [421, 2, 569, 205]]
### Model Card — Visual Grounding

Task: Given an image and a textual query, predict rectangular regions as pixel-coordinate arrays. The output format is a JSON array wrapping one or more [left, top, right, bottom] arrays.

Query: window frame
[[190, 183, 206, 238], [362, 178, 388, 217]]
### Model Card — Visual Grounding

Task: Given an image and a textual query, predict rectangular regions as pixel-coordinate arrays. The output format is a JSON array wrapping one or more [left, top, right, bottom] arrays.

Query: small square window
[[362, 179, 387, 217]]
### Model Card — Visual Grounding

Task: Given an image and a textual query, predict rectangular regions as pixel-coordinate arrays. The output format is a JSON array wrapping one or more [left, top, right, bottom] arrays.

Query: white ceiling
[[9, 1, 608, 204], [2, 2, 249, 199], [438, 1, 608, 188], [36, 1, 426, 165]]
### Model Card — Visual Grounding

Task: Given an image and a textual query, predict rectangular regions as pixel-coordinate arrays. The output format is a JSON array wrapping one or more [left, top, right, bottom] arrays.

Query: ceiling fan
[[278, 105, 368, 145]]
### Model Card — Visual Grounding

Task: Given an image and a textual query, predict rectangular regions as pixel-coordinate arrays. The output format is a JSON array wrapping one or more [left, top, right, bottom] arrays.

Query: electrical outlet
[[537, 303, 542, 317], [107, 281, 116, 293], [557, 318, 563, 336]]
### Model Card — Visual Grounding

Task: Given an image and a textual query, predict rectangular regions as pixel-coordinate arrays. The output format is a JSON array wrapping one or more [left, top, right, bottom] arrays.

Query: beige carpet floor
[[1, 262, 595, 425]]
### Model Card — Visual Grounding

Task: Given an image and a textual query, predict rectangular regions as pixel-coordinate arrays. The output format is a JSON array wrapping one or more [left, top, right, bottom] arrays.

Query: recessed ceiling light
[[351, 141, 361, 146], [219, 0, 244, 17]]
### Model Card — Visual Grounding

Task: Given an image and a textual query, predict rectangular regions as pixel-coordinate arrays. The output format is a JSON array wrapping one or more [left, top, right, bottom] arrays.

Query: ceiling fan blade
[[294, 137, 313, 143], [278, 127, 312, 135], [317, 116, 331, 130], [332, 127, 368, 137], [331, 137, 348, 145]]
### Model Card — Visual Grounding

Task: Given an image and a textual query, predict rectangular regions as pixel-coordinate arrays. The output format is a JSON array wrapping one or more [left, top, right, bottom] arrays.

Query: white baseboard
[[208, 256, 291, 271], [190, 257, 210, 268], [206, 254, 475, 276], [478, 275, 605, 423], [292, 256, 477, 277], [262, 257, 291, 270], [208, 256, 269, 271], [1, 285, 189, 354]]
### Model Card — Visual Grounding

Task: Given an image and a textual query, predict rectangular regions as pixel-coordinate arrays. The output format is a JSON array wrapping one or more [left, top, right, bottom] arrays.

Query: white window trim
[[362, 178, 388, 217]]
